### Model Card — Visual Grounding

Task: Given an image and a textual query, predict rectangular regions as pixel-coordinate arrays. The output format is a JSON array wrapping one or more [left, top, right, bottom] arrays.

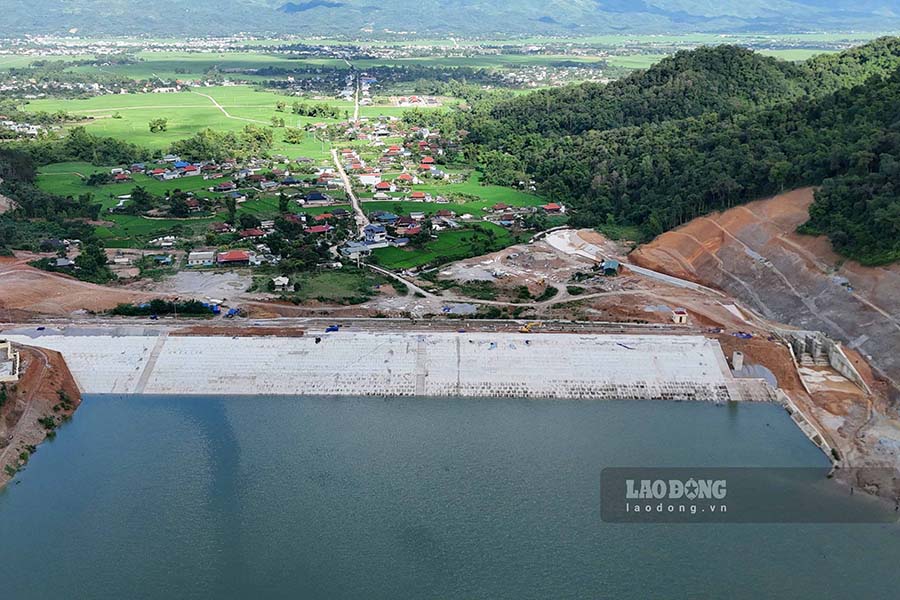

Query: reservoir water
[[1, 395, 898, 599]]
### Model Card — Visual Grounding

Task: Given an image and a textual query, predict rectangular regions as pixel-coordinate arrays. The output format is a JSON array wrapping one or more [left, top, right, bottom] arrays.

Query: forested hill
[[439, 37, 900, 264], [475, 46, 808, 140], [469, 38, 900, 142]]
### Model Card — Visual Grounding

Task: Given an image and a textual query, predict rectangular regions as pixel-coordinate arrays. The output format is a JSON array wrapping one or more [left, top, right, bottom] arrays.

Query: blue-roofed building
[[341, 241, 372, 259], [364, 224, 387, 244], [601, 259, 621, 276], [371, 211, 399, 224]]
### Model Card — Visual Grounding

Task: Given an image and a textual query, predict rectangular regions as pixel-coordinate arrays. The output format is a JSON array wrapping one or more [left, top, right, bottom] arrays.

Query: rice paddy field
[[20, 86, 352, 158]]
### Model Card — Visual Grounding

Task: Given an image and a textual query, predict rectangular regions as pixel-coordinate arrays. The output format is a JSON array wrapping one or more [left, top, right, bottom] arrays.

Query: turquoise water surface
[[1, 395, 898, 599]]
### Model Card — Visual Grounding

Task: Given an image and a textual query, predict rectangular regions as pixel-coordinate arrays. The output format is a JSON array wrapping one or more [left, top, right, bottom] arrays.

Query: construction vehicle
[[518, 321, 541, 334]]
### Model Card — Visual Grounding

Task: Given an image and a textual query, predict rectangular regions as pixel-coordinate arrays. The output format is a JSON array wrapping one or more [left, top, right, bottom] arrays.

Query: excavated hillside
[[631, 188, 900, 394]]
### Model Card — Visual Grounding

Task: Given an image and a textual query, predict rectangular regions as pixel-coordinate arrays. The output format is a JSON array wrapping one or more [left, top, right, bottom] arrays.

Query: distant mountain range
[[6, 0, 900, 37]]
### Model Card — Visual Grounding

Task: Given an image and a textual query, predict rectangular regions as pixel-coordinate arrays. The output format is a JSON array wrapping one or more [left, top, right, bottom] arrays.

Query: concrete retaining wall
[[4, 331, 754, 402], [780, 330, 871, 395]]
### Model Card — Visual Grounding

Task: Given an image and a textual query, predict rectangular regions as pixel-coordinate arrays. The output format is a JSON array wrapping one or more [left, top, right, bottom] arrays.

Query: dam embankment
[[1, 329, 773, 402]]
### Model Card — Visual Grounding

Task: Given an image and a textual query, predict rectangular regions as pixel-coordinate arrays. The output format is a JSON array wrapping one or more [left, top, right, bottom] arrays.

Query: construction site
[[1, 197, 898, 499]]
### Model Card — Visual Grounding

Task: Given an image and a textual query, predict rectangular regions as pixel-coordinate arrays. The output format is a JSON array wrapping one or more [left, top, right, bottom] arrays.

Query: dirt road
[[191, 91, 270, 126]]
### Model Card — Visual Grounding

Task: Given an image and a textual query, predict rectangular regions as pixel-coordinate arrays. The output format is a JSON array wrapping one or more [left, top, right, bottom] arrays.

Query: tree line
[[430, 37, 900, 264]]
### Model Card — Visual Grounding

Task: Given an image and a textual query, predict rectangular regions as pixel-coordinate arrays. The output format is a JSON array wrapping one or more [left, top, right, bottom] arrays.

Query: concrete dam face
[[4, 330, 773, 402]]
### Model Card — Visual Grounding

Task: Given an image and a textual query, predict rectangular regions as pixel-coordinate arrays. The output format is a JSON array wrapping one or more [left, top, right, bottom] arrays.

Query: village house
[[358, 173, 382, 186], [187, 250, 216, 267], [272, 276, 291, 292], [217, 250, 252, 266], [209, 222, 234, 234], [364, 224, 388, 244], [397, 224, 422, 236], [341, 241, 372, 260], [371, 211, 399, 224], [239, 228, 266, 239]]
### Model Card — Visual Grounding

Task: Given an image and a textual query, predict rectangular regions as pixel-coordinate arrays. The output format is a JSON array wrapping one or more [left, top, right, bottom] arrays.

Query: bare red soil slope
[[631, 188, 900, 392]]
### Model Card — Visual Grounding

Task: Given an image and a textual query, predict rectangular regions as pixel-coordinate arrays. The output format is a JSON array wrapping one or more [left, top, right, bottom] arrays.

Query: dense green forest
[[417, 38, 900, 264]]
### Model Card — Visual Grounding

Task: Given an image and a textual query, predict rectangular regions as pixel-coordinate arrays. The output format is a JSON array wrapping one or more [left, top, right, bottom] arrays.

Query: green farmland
[[71, 51, 348, 82], [372, 223, 523, 270], [20, 85, 350, 159]]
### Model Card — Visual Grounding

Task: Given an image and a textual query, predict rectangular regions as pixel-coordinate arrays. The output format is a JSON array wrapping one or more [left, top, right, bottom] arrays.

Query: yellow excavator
[[519, 321, 541, 334]]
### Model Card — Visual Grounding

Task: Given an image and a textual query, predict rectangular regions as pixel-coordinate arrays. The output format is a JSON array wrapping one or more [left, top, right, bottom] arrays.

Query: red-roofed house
[[421, 156, 435, 164], [409, 191, 427, 200], [313, 213, 333, 222], [397, 225, 422, 236], [305, 224, 333, 234], [217, 250, 251, 265], [542, 203, 562, 213], [239, 228, 266, 239]]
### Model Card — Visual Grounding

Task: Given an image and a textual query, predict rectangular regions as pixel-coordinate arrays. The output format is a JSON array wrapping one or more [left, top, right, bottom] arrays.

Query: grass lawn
[[96, 214, 215, 247], [289, 269, 385, 304], [372, 223, 522, 270]]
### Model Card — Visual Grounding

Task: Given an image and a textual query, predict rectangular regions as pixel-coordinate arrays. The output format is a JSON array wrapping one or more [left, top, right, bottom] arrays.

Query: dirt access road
[[631, 188, 900, 393]]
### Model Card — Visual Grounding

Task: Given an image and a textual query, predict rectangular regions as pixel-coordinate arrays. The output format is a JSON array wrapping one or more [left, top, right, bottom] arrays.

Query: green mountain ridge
[[4, 0, 900, 36], [428, 37, 900, 263]]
